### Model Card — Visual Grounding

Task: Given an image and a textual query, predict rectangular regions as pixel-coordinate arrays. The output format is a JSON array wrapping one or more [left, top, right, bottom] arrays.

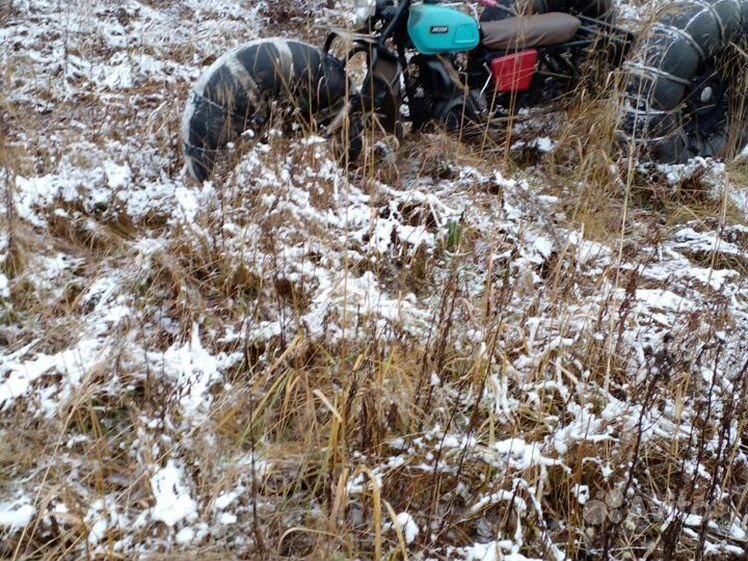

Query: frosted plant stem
[[605, 145, 634, 393], [707, 172, 729, 287], [12, 392, 80, 561]]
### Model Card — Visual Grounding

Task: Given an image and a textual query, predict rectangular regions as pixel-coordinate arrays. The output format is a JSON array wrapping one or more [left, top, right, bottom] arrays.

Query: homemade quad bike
[[182, 0, 748, 181]]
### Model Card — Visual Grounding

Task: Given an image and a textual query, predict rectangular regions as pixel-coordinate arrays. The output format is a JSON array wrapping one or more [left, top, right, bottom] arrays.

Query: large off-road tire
[[622, 0, 748, 163], [182, 38, 361, 182], [481, 0, 616, 23]]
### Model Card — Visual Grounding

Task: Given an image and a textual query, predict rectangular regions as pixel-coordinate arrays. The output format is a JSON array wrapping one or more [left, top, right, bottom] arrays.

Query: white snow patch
[[218, 512, 238, 525], [88, 518, 107, 545], [214, 490, 240, 510], [635, 289, 692, 313], [531, 137, 555, 153], [160, 324, 222, 419], [0, 273, 9, 299], [175, 526, 195, 544], [0, 499, 35, 531], [386, 512, 419, 544], [104, 161, 132, 189], [149, 461, 198, 527], [1, 338, 103, 412], [462, 539, 542, 561], [573, 484, 590, 505]]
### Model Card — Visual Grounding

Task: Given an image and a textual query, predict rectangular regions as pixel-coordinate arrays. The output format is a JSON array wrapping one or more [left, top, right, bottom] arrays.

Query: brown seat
[[481, 12, 581, 51]]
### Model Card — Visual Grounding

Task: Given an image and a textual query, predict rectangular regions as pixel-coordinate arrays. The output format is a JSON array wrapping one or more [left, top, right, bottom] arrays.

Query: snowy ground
[[1, 1, 748, 560]]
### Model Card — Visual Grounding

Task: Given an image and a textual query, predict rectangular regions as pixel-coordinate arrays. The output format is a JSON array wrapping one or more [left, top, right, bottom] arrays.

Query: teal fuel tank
[[407, 4, 481, 55]]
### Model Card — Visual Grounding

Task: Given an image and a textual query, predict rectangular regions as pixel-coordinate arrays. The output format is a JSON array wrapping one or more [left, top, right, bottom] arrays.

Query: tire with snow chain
[[622, 0, 748, 163], [481, 0, 616, 23], [181, 38, 361, 182]]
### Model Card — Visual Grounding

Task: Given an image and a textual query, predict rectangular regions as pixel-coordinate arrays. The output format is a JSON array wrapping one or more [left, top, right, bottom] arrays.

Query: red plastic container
[[490, 50, 538, 93]]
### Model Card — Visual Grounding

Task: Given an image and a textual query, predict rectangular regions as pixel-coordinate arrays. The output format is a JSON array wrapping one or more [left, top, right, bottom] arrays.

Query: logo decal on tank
[[430, 26, 449, 34]]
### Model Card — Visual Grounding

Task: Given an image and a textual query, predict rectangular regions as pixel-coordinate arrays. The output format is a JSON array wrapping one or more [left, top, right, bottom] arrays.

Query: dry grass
[[2, 2, 748, 561]]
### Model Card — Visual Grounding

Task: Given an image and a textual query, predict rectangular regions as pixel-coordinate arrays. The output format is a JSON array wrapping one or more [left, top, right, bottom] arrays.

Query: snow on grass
[[1, 0, 748, 559], [0, 265, 133, 413], [0, 272, 9, 300], [158, 323, 241, 421], [149, 460, 198, 528], [0, 499, 35, 531], [1, 337, 105, 413], [388, 511, 419, 544]]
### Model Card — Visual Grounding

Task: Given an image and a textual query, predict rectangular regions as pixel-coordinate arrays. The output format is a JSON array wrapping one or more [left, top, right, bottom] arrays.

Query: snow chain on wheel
[[182, 38, 361, 182], [621, 0, 748, 163]]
